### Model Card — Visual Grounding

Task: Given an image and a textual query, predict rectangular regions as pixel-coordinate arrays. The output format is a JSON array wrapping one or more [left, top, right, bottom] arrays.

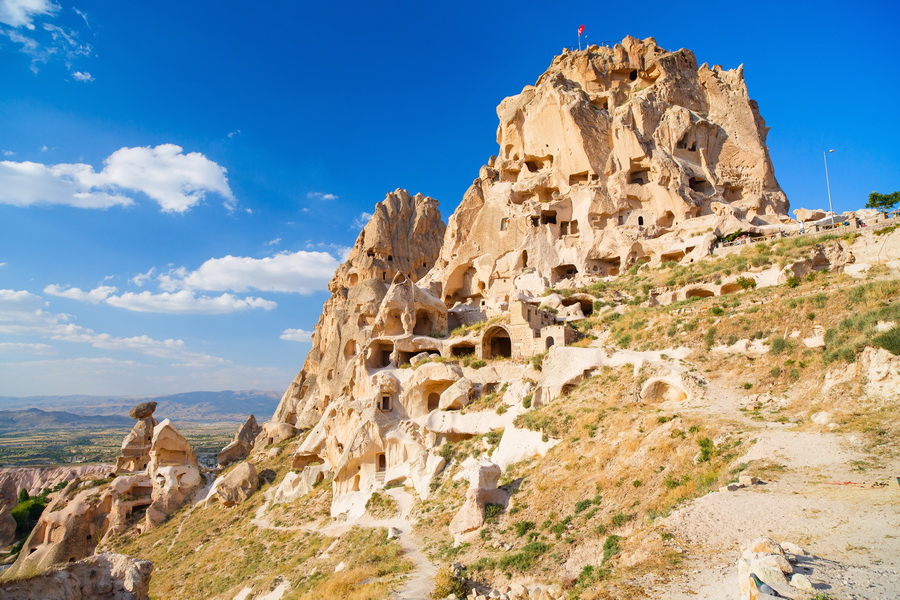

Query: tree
[[17, 488, 29, 503], [866, 191, 900, 213]]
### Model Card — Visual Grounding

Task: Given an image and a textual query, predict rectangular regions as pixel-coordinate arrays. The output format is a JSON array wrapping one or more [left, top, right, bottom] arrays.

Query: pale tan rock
[[747, 536, 784, 555], [5, 479, 111, 577], [449, 461, 507, 539], [789, 573, 813, 590], [780, 541, 806, 556], [0, 552, 152, 600], [145, 419, 201, 529], [210, 462, 258, 507], [0, 502, 15, 547], [738, 475, 759, 486], [757, 553, 793, 574], [794, 208, 826, 222], [115, 403, 160, 473], [218, 414, 262, 467]]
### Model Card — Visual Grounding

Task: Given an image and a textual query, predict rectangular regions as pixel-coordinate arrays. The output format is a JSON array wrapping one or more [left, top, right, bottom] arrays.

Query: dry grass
[[105, 449, 412, 599]]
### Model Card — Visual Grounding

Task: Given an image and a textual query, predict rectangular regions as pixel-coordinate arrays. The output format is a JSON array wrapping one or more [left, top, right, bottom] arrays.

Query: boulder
[[449, 461, 507, 539], [212, 462, 258, 507], [129, 402, 157, 420], [793, 208, 826, 222]]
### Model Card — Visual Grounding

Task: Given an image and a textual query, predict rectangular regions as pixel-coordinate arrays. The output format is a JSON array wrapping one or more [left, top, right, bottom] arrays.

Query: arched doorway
[[427, 392, 441, 412], [545, 336, 555, 349], [482, 326, 512, 359]]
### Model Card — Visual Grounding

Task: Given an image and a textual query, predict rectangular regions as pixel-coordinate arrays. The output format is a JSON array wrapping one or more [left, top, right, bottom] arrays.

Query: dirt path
[[645, 376, 900, 599], [250, 486, 436, 599]]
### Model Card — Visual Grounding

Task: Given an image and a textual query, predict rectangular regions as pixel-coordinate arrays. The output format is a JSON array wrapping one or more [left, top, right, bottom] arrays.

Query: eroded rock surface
[[0, 552, 152, 600]]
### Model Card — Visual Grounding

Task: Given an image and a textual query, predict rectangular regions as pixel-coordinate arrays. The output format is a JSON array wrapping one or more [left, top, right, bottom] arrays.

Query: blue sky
[[1, 0, 898, 397]]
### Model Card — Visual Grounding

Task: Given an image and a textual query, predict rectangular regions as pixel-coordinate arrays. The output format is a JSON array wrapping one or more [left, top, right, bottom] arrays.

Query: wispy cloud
[[0, 287, 232, 365], [0, 341, 56, 354], [71, 70, 93, 82], [280, 328, 313, 342], [307, 191, 338, 201], [264, 237, 281, 247], [44, 283, 116, 303], [0, 1, 94, 77], [0, 144, 236, 212], [131, 267, 155, 287], [227, 129, 241, 139], [353, 211, 373, 229]]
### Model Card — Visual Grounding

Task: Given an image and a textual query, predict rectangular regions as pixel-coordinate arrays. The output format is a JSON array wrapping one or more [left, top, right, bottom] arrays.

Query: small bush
[[696, 437, 716, 462], [602, 535, 622, 563], [522, 394, 532, 409], [484, 503, 503, 524], [770, 337, 793, 354], [574, 499, 593, 514], [741, 382, 753, 390], [498, 541, 549, 572], [530, 352, 547, 371], [710, 306, 725, 316], [736, 276, 756, 290], [431, 566, 467, 599], [872, 327, 900, 355], [514, 520, 535, 537]]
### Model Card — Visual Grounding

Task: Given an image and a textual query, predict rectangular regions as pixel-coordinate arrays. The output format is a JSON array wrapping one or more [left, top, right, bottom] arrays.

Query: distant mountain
[[0, 408, 133, 432], [0, 390, 281, 422]]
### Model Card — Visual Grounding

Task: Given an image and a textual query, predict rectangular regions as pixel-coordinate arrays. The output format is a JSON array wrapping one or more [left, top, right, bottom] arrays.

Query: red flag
[[578, 24, 585, 36]]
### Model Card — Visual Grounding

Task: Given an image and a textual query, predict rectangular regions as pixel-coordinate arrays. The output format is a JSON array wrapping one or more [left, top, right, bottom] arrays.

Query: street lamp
[[823, 149, 836, 221]]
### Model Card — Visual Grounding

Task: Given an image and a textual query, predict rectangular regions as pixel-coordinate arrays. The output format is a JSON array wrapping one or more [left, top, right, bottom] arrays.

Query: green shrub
[[484, 503, 503, 524], [770, 337, 793, 354], [873, 327, 900, 355], [498, 541, 549, 572], [785, 275, 801, 288], [574, 499, 593, 514], [602, 535, 622, 563], [468, 557, 497, 572], [522, 394, 532, 409], [710, 306, 725, 316], [696, 437, 716, 462], [530, 352, 547, 371], [11, 497, 48, 535], [514, 520, 535, 536], [736, 276, 756, 289]]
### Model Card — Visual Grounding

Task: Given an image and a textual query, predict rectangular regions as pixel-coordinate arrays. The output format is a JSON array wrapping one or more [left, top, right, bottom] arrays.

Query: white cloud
[[353, 211, 373, 229], [0, 144, 236, 212], [0, 0, 58, 28], [2, 150, 14, 156], [158, 250, 339, 294], [0, 262, 6, 267], [43, 282, 276, 314], [104, 290, 276, 314], [264, 237, 281, 247], [0, 341, 56, 354], [280, 328, 313, 342], [227, 129, 241, 138], [71, 70, 93, 82], [44, 283, 116, 303], [307, 191, 338, 201]]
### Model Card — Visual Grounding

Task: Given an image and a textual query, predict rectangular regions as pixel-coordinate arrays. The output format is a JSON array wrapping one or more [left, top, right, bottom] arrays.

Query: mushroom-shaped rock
[[212, 462, 259, 507], [116, 405, 159, 474]]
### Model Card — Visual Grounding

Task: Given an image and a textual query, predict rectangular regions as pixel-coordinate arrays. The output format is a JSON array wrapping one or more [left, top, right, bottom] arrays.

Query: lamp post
[[823, 149, 835, 221]]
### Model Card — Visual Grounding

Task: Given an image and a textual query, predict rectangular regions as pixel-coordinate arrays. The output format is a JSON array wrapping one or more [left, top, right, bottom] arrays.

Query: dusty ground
[[642, 376, 900, 600]]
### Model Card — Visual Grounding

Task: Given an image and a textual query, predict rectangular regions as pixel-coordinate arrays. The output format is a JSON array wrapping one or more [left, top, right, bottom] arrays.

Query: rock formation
[[145, 419, 201, 528], [449, 460, 507, 541], [0, 553, 152, 600], [116, 402, 158, 473], [217, 414, 262, 467], [0, 465, 114, 501], [260, 37, 800, 523], [206, 462, 258, 507], [0, 502, 15, 547]]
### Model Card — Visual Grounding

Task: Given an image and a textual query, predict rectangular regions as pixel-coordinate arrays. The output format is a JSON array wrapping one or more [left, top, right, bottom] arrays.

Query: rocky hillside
[[2, 36, 898, 600]]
